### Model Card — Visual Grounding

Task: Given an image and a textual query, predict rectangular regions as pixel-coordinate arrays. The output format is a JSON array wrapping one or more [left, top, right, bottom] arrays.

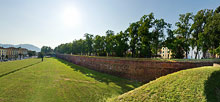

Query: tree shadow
[[204, 69, 220, 102], [54, 58, 142, 93]]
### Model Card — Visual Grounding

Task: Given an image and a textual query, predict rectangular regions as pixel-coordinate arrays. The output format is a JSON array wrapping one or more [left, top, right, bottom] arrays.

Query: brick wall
[[57, 54, 218, 83]]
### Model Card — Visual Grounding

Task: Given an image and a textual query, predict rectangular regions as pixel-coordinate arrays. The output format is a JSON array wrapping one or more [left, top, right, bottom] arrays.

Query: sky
[[0, 0, 219, 48]]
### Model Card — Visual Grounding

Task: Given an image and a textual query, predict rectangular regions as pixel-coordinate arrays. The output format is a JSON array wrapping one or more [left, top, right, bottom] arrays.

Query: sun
[[61, 6, 81, 28]]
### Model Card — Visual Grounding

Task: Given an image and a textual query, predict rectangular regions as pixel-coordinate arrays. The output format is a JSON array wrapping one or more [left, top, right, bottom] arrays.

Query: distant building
[[0, 47, 7, 60], [6, 47, 19, 60], [185, 47, 214, 59], [160, 47, 172, 59], [187, 47, 203, 59], [18, 48, 28, 59]]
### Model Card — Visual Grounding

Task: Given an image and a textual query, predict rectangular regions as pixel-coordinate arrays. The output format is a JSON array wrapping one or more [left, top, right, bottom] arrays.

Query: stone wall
[[57, 54, 219, 83]]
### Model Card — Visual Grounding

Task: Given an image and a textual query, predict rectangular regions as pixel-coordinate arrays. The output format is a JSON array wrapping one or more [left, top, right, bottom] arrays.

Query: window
[[163, 51, 164, 53]]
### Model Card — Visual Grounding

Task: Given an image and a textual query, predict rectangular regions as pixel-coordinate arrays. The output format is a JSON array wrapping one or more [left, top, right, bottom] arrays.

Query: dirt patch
[[64, 78, 71, 81], [213, 63, 220, 67], [0, 98, 4, 102]]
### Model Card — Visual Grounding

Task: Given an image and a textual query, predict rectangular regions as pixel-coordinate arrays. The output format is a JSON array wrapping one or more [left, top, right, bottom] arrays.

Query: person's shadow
[[204, 69, 220, 102]]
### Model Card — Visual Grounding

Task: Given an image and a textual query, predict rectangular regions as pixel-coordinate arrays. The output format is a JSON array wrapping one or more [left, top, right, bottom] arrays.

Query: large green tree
[[204, 7, 220, 58], [175, 13, 193, 58], [114, 31, 129, 57], [151, 19, 167, 56], [84, 33, 94, 56], [165, 26, 185, 59], [127, 22, 139, 57], [191, 10, 208, 59], [138, 13, 155, 57], [41, 46, 54, 55], [105, 30, 115, 56], [94, 35, 106, 56]]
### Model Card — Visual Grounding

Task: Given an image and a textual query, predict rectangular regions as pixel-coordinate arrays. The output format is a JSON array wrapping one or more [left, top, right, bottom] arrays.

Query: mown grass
[[111, 66, 220, 102], [0, 59, 40, 77], [0, 58, 141, 102]]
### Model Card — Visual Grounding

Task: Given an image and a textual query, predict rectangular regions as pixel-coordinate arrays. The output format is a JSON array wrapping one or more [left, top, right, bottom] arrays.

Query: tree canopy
[[54, 6, 220, 59]]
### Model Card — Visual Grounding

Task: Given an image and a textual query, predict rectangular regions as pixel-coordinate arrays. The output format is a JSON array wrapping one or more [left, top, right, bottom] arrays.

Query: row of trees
[[41, 46, 54, 56], [54, 6, 220, 59]]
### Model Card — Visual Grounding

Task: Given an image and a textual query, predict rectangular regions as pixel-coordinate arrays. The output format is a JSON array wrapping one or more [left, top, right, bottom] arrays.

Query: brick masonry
[[57, 54, 219, 83]]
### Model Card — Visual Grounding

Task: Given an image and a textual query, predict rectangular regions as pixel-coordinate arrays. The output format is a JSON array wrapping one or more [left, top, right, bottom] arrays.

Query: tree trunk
[[203, 50, 207, 58], [185, 49, 188, 59], [195, 47, 199, 59]]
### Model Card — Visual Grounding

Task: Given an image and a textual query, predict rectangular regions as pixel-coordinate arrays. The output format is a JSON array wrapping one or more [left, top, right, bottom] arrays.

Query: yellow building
[[6, 47, 19, 60], [160, 47, 172, 59], [0, 47, 7, 60]]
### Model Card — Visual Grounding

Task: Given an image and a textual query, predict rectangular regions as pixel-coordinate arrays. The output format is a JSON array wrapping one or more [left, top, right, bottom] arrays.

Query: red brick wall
[[57, 54, 217, 83]]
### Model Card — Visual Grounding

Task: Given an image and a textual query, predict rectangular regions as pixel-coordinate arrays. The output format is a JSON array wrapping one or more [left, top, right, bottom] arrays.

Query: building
[[160, 47, 172, 59], [187, 47, 203, 59], [6, 47, 19, 60], [18, 48, 28, 59], [0, 47, 7, 60]]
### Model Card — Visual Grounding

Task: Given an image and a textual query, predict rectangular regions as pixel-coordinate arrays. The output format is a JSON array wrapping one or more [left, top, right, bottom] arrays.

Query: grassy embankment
[[112, 66, 220, 102]]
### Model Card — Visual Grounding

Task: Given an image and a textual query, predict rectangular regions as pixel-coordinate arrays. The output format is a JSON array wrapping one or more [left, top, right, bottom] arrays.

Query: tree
[[77, 39, 86, 55], [191, 10, 208, 59], [151, 19, 167, 57], [94, 35, 106, 56], [114, 31, 129, 57], [105, 30, 115, 56], [164, 26, 185, 59], [28, 51, 36, 57], [216, 46, 220, 58], [138, 13, 155, 57], [38, 52, 44, 61], [127, 22, 139, 57], [204, 7, 220, 58], [175, 13, 193, 59], [84, 33, 94, 56], [41, 46, 53, 56]]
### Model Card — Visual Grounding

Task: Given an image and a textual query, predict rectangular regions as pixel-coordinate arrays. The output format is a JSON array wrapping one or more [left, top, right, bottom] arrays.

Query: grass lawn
[[0, 58, 141, 102], [0, 59, 40, 77], [112, 66, 220, 102]]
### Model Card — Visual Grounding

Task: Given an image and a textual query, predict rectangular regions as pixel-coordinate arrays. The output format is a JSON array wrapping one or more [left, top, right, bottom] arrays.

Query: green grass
[[66, 54, 220, 62], [111, 66, 220, 102], [0, 58, 141, 102], [0, 58, 40, 76]]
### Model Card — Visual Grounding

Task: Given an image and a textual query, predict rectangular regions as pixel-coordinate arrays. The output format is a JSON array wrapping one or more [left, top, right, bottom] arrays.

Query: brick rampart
[[57, 54, 219, 83]]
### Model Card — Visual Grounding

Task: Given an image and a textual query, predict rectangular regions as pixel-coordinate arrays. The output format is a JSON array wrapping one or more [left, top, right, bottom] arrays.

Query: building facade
[[160, 47, 172, 59], [6, 47, 19, 60], [0, 47, 7, 60], [18, 48, 28, 59], [187, 47, 203, 59]]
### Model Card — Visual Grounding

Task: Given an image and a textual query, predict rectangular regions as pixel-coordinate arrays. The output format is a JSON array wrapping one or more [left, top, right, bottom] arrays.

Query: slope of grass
[[112, 66, 220, 102], [0, 58, 141, 102]]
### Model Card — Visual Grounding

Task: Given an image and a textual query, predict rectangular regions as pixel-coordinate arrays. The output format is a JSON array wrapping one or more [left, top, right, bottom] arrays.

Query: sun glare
[[62, 6, 81, 28]]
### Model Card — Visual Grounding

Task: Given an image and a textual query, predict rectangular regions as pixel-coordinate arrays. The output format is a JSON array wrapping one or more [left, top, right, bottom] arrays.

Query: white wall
[[187, 47, 203, 59]]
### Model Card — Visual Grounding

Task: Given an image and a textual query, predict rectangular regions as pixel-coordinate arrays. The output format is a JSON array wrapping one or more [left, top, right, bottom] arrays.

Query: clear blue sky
[[0, 0, 219, 48]]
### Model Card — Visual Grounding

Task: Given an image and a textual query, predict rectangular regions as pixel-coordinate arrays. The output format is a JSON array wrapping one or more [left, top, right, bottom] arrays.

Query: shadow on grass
[[55, 58, 142, 93], [0, 61, 41, 78], [204, 70, 220, 102]]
